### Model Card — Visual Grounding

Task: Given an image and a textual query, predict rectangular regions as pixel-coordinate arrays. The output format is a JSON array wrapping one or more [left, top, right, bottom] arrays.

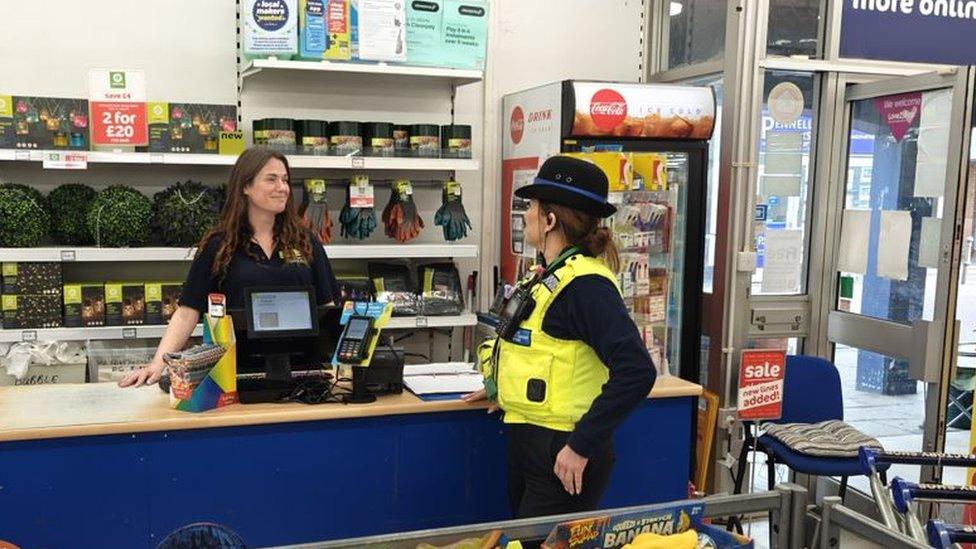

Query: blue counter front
[[0, 377, 701, 548]]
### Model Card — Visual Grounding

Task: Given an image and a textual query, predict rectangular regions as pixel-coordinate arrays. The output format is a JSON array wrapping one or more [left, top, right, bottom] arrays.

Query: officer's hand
[[461, 388, 498, 413], [554, 445, 589, 495]]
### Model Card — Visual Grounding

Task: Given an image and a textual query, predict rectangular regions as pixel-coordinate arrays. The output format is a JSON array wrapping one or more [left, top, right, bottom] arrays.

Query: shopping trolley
[[860, 447, 976, 544]]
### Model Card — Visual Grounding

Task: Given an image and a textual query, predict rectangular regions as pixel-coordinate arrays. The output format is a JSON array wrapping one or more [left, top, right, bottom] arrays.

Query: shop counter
[[0, 376, 701, 548]]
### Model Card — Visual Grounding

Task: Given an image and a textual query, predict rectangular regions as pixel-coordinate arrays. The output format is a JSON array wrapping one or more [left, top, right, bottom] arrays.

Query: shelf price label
[[89, 69, 148, 146], [122, 328, 137, 340], [43, 151, 88, 170], [351, 156, 366, 169], [60, 250, 77, 262], [415, 316, 429, 328], [21, 330, 37, 342]]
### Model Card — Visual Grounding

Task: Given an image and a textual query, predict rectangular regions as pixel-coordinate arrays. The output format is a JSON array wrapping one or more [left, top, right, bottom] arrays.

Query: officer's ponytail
[[583, 225, 620, 273], [540, 203, 620, 272]]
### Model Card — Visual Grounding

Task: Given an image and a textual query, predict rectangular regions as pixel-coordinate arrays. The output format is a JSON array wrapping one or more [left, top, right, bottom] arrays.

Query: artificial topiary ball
[[0, 183, 47, 209], [86, 185, 153, 247], [151, 180, 223, 246], [0, 187, 50, 247], [48, 184, 97, 245]]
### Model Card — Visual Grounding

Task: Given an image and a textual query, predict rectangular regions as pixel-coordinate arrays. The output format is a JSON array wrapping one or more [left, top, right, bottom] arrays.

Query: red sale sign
[[737, 349, 786, 421], [89, 69, 148, 147], [91, 102, 147, 146]]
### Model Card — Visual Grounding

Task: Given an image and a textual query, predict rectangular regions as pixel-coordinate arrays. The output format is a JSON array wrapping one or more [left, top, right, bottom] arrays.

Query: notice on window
[[877, 210, 912, 281], [761, 229, 804, 293], [837, 210, 870, 274], [918, 217, 942, 269], [914, 89, 951, 198], [764, 132, 804, 176]]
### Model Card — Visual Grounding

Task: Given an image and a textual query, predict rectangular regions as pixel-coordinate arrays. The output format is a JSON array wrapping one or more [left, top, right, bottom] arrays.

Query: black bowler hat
[[514, 155, 617, 218]]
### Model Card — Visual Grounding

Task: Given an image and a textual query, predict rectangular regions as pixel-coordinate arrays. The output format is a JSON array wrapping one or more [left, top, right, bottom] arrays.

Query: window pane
[[668, 1, 726, 69], [834, 343, 924, 492], [753, 71, 817, 295], [683, 74, 723, 294], [837, 89, 950, 325], [767, 0, 823, 58]]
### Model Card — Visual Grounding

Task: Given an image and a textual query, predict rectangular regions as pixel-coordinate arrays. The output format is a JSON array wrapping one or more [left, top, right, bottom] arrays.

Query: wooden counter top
[[0, 375, 701, 443]]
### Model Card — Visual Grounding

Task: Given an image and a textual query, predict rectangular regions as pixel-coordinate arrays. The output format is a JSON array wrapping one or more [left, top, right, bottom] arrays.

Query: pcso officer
[[464, 155, 656, 518]]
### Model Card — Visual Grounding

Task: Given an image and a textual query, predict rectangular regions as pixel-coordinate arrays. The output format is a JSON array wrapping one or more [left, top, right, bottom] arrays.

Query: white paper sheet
[[764, 132, 804, 175], [761, 229, 804, 293], [877, 210, 913, 281], [358, 0, 408, 62], [837, 210, 871, 274], [918, 217, 942, 269], [914, 89, 951, 198], [403, 362, 477, 376], [403, 373, 484, 395]]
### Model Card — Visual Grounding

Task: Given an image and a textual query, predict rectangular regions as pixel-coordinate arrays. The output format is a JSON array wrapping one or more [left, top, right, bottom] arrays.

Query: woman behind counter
[[120, 146, 339, 388]]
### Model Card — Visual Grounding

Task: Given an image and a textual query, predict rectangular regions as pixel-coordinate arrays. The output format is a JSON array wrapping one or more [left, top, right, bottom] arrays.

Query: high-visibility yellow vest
[[479, 254, 620, 432]]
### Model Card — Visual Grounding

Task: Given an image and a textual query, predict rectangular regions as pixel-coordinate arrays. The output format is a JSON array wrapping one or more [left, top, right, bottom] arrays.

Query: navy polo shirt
[[179, 232, 339, 312]]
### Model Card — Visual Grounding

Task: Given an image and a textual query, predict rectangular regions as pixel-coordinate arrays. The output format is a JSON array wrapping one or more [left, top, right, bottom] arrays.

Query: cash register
[[159, 287, 403, 404], [234, 286, 340, 403]]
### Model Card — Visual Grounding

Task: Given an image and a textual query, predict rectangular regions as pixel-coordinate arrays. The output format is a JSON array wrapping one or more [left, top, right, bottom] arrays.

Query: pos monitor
[[243, 287, 319, 381]]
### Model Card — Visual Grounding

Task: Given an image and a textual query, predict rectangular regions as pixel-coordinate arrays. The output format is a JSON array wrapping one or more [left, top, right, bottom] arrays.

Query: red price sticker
[[737, 349, 786, 421], [91, 102, 148, 146]]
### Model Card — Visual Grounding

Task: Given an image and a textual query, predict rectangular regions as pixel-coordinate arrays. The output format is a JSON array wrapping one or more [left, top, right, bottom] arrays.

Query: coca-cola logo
[[589, 88, 628, 129], [510, 106, 524, 144]]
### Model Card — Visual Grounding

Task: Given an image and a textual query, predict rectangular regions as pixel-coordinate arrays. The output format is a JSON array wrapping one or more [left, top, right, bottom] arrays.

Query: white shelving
[[0, 149, 479, 172], [287, 155, 479, 171], [240, 58, 483, 86], [0, 315, 476, 342], [0, 324, 204, 344], [385, 314, 477, 330], [326, 244, 478, 259], [0, 244, 477, 263]]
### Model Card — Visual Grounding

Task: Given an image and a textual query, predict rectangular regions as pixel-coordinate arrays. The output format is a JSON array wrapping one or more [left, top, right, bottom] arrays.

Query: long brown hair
[[197, 147, 311, 276], [539, 202, 620, 272]]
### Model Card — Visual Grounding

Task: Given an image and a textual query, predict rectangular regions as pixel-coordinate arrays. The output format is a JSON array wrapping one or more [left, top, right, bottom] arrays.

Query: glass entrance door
[[828, 70, 972, 491]]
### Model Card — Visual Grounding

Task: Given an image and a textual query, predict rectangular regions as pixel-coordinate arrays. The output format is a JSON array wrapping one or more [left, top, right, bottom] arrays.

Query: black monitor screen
[[249, 290, 314, 335]]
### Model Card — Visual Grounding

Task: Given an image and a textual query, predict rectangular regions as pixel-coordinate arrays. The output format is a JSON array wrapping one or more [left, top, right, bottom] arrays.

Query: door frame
[[817, 68, 974, 484]]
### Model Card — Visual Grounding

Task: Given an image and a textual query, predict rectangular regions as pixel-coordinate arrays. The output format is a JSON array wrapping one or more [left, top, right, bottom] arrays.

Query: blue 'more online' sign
[[841, 0, 976, 65]]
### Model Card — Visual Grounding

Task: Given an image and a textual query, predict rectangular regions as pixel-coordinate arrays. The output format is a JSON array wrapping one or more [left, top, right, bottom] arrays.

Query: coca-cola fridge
[[500, 80, 715, 383]]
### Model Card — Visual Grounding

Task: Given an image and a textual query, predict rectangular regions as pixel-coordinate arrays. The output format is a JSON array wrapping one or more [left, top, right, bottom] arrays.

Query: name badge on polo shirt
[[279, 248, 306, 265]]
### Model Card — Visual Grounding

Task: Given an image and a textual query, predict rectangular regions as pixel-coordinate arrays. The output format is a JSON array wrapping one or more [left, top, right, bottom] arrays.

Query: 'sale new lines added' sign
[[737, 349, 786, 421]]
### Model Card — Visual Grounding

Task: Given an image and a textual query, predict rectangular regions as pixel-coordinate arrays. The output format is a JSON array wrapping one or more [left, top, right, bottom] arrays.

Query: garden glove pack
[[434, 180, 472, 241]]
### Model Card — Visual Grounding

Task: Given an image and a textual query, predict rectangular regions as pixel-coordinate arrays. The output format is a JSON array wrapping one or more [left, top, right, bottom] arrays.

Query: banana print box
[[2, 262, 63, 295]]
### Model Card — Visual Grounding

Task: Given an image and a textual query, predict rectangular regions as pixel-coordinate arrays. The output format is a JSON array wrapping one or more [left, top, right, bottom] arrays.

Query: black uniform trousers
[[507, 423, 615, 519]]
